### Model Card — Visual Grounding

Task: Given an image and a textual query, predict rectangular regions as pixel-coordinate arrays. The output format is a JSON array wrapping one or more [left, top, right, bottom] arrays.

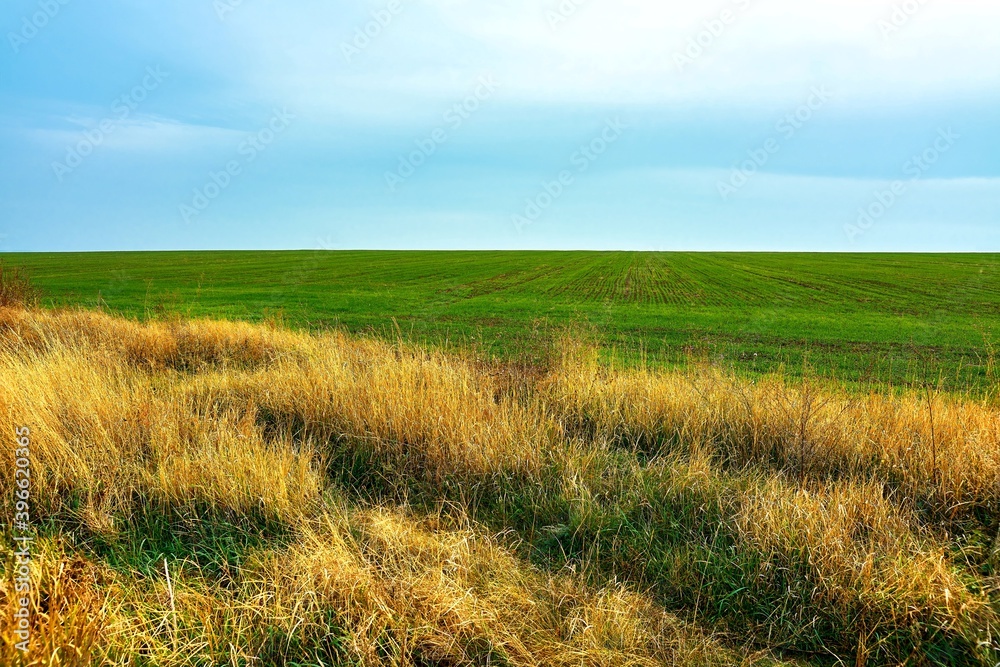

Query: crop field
[[3, 251, 1000, 390]]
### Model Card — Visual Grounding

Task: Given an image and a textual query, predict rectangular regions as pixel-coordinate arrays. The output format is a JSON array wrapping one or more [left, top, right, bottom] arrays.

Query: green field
[[5, 251, 1000, 390]]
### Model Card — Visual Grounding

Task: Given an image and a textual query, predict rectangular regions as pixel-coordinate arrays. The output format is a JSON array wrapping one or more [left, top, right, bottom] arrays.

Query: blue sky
[[1, 0, 998, 252]]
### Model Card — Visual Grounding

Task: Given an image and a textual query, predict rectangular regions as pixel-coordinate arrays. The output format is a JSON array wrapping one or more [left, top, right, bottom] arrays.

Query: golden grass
[[2, 510, 768, 667], [544, 345, 1000, 516], [0, 539, 107, 666], [0, 308, 997, 665]]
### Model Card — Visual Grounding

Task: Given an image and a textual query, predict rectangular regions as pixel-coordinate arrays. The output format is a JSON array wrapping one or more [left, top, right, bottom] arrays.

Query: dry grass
[[544, 343, 1000, 519], [1, 511, 764, 667], [0, 308, 997, 665], [0, 264, 40, 309]]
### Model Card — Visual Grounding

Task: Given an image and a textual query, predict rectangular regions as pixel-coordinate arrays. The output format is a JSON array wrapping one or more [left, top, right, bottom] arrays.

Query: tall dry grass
[[544, 342, 1000, 521], [1, 510, 767, 666], [0, 264, 40, 309], [0, 308, 997, 665]]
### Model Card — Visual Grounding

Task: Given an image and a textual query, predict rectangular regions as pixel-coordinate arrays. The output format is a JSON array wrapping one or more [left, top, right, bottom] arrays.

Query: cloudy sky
[[1, 0, 998, 251]]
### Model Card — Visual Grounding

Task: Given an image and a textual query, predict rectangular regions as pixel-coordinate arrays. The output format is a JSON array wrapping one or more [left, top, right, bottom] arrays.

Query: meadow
[[1, 254, 1000, 665], [4, 251, 1000, 391], [0, 306, 999, 666]]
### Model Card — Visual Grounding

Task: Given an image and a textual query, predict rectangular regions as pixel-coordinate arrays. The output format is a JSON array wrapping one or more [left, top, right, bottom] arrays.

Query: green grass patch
[[5, 250, 999, 390]]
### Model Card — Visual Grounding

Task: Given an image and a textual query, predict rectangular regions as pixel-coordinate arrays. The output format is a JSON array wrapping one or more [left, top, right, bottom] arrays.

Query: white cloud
[[216, 0, 1000, 118]]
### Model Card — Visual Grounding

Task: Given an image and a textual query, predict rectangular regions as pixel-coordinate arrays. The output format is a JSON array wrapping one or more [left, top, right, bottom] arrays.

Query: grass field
[[1, 307, 999, 666], [4, 251, 1000, 391]]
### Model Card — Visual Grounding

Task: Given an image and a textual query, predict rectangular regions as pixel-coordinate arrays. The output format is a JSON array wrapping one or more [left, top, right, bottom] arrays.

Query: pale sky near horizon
[[1, 0, 998, 252]]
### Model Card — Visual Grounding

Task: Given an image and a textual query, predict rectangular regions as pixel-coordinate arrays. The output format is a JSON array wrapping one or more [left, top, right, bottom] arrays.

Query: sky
[[1, 0, 998, 252]]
